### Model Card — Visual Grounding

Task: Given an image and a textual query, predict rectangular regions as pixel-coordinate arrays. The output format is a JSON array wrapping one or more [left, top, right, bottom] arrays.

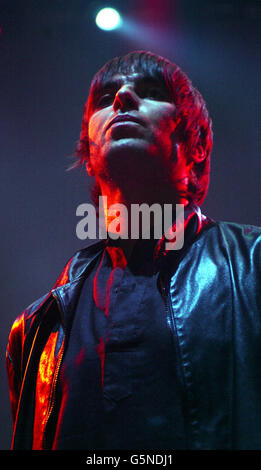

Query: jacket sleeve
[[6, 313, 25, 424]]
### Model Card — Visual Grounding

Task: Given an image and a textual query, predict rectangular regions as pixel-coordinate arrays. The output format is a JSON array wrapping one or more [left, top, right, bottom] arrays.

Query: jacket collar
[[53, 204, 212, 285], [51, 241, 106, 330], [154, 203, 214, 271], [50, 204, 214, 328]]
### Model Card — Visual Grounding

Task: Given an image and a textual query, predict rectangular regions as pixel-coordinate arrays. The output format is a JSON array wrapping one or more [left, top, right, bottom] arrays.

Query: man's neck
[[98, 179, 189, 212], [97, 177, 189, 261]]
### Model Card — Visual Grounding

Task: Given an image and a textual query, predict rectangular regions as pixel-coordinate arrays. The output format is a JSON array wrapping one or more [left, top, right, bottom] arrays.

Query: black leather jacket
[[6, 205, 261, 449]]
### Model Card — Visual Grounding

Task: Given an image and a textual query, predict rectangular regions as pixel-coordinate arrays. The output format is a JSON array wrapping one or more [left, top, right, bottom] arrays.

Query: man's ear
[[192, 145, 206, 164], [86, 160, 94, 176]]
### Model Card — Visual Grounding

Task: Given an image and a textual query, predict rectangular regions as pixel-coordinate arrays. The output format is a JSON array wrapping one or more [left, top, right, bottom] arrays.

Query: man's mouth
[[106, 114, 145, 131]]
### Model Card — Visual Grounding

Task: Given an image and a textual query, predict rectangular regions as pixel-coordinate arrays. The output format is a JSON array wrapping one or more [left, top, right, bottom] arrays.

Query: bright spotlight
[[95, 7, 122, 31]]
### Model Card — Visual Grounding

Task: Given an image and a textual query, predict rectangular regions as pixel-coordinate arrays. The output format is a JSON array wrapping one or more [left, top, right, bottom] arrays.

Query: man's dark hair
[[75, 50, 213, 206]]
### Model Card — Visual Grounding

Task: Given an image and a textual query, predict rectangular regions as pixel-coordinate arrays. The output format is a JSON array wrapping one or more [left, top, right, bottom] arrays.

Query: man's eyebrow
[[135, 76, 168, 91], [96, 78, 123, 94]]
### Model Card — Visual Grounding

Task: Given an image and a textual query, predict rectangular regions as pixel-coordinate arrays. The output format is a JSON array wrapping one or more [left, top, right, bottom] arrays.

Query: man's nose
[[113, 85, 139, 112]]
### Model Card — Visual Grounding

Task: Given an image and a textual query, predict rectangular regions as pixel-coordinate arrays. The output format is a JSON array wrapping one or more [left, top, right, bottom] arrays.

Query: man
[[6, 51, 261, 450]]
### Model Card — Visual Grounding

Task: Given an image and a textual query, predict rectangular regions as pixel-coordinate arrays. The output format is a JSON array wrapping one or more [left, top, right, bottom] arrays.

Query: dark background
[[1, 0, 261, 449]]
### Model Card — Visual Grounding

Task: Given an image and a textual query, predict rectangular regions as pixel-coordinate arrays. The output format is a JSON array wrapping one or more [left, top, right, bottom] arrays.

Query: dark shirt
[[53, 240, 186, 449]]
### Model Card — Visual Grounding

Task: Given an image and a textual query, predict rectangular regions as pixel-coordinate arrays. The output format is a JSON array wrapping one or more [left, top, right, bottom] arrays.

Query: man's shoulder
[[199, 218, 261, 259], [30, 240, 105, 307], [8, 241, 106, 340], [52, 240, 105, 288], [214, 219, 261, 242]]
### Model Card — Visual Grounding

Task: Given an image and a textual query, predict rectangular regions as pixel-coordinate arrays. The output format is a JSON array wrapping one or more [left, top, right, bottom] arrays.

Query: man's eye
[[96, 94, 114, 108], [143, 88, 167, 100]]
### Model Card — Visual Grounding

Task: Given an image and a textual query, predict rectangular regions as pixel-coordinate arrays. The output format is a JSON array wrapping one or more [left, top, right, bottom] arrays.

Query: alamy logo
[[76, 196, 184, 251]]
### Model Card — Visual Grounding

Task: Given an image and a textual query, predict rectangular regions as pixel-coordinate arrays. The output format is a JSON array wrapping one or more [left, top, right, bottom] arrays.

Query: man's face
[[86, 72, 189, 188]]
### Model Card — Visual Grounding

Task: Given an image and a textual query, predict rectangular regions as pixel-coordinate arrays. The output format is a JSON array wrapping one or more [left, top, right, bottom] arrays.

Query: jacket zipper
[[160, 276, 174, 333], [160, 274, 187, 386], [161, 274, 191, 449], [42, 291, 66, 449]]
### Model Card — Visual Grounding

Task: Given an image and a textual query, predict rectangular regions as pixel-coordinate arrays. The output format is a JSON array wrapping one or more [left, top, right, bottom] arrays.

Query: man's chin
[[104, 141, 151, 169], [107, 136, 150, 153]]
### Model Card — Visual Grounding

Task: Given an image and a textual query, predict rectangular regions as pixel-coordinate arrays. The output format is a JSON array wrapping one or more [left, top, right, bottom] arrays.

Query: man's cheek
[[89, 127, 104, 151]]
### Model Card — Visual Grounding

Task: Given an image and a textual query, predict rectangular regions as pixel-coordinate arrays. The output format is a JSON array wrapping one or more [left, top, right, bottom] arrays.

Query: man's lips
[[106, 114, 145, 131]]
